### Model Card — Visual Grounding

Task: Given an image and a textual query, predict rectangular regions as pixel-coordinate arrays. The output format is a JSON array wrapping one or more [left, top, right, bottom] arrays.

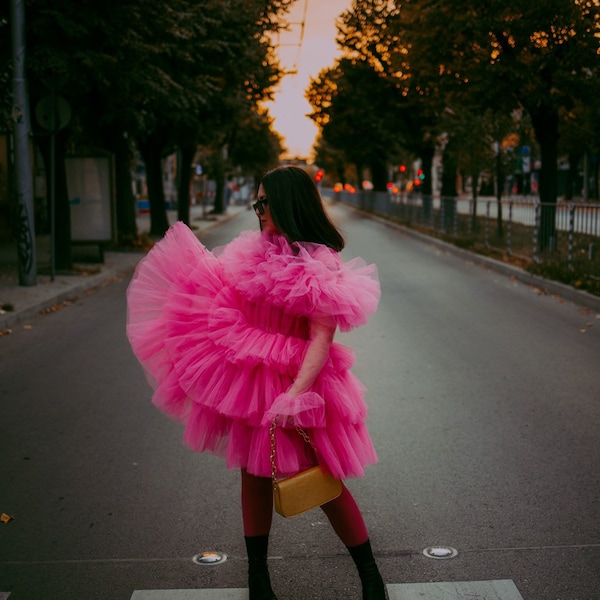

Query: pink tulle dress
[[126, 222, 381, 480]]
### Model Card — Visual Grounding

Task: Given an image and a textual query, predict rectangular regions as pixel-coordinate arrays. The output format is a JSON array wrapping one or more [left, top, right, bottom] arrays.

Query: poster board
[[66, 155, 115, 242]]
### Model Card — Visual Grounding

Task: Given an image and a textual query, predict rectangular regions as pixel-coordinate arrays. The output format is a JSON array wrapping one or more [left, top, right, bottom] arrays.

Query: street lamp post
[[10, 0, 37, 286]]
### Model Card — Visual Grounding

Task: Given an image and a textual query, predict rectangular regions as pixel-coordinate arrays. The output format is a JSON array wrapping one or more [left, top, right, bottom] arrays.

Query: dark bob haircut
[[260, 166, 345, 252]]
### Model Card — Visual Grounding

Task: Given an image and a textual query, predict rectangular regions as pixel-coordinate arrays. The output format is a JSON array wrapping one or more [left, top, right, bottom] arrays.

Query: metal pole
[[533, 202, 540, 264], [50, 89, 56, 280], [583, 152, 589, 202], [507, 201, 513, 256], [485, 200, 490, 248], [568, 204, 575, 270], [10, 0, 37, 286]]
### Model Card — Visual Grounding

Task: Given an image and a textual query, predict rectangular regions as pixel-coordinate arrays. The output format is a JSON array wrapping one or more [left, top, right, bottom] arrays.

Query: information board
[[66, 155, 115, 242]]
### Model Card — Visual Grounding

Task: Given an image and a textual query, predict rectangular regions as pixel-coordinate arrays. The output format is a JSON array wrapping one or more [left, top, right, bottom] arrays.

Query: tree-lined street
[[1, 207, 599, 599]]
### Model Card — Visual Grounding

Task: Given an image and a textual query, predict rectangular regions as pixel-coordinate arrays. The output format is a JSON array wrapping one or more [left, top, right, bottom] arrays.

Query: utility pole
[[10, 0, 37, 286]]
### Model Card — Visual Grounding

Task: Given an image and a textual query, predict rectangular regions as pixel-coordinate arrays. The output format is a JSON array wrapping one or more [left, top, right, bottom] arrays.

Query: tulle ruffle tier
[[127, 222, 380, 479]]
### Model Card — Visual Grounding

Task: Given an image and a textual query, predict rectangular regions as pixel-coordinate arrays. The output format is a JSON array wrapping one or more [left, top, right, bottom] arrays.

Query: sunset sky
[[263, 0, 353, 160]]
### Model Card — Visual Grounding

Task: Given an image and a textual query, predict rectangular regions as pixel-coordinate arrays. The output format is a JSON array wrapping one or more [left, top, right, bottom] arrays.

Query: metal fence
[[324, 188, 600, 273]]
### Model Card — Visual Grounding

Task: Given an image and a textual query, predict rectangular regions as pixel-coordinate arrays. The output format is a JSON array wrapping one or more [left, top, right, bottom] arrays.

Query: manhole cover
[[192, 551, 228, 565], [422, 546, 458, 559]]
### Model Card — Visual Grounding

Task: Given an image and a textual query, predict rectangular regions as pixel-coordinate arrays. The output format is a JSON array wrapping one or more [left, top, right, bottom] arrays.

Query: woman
[[127, 165, 385, 600]]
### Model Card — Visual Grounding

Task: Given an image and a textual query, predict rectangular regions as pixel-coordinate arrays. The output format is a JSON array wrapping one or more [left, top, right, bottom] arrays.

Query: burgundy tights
[[241, 469, 369, 547]]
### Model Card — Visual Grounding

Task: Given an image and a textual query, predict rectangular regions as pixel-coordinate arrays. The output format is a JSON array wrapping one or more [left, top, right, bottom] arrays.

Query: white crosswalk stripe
[[131, 591, 247, 599], [387, 580, 524, 599], [129, 580, 524, 600]]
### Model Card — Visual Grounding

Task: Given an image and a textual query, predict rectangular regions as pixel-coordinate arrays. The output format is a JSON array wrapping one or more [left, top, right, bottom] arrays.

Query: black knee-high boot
[[347, 539, 387, 600], [244, 535, 278, 600]]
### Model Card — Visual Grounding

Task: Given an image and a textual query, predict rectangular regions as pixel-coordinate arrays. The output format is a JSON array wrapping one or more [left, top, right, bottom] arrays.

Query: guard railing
[[325, 188, 600, 274]]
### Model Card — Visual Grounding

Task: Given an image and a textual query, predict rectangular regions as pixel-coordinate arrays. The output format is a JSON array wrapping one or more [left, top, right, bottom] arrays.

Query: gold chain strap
[[270, 421, 315, 486]]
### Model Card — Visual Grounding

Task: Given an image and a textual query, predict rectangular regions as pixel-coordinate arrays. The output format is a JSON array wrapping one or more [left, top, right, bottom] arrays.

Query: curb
[[0, 259, 140, 331], [342, 203, 600, 313]]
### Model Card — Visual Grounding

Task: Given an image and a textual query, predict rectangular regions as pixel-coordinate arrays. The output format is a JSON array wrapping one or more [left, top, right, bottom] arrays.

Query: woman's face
[[255, 184, 280, 234]]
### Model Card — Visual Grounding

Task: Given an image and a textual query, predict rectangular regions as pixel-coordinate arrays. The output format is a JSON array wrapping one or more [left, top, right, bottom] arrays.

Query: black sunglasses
[[252, 199, 269, 215]]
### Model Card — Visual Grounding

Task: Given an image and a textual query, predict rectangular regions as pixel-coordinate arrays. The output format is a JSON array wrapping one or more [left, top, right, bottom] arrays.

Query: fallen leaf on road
[[0, 329, 13, 336], [1, 513, 13, 523]]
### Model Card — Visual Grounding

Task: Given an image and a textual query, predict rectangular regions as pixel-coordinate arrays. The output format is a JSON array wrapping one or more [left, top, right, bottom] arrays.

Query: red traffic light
[[399, 165, 407, 173], [315, 169, 324, 182]]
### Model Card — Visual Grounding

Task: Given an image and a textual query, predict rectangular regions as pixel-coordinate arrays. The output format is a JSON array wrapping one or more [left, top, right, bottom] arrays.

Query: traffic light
[[399, 164, 407, 173], [315, 169, 324, 182]]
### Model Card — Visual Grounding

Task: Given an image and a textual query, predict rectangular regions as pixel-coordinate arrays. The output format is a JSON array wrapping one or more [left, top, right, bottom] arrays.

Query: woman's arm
[[286, 319, 336, 396]]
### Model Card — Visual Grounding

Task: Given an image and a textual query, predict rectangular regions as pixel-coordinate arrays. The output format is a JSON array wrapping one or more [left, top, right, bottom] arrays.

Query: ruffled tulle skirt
[[126, 222, 378, 479]]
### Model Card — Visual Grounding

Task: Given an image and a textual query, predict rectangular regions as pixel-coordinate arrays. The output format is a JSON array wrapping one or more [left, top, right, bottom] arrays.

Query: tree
[[559, 99, 600, 200], [313, 135, 349, 186], [4, 0, 291, 257], [398, 0, 600, 249], [228, 107, 285, 183], [335, 0, 440, 198], [442, 107, 515, 232], [307, 58, 400, 191]]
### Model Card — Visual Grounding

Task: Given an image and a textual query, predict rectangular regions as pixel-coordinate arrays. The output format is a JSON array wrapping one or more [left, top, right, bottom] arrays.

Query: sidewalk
[[0, 203, 247, 332]]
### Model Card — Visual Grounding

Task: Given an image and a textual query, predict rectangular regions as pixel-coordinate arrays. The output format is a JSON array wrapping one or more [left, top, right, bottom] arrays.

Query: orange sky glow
[[263, 0, 353, 160]]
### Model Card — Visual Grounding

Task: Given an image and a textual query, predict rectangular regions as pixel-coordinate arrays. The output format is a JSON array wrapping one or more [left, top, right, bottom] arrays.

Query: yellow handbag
[[270, 422, 343, 518]]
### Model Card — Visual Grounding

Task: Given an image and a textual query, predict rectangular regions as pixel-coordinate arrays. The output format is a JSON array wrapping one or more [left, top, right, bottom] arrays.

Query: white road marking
[[130, 580, 525, 599], [387, 579, 524, 599], [131, 591, 247, 599]]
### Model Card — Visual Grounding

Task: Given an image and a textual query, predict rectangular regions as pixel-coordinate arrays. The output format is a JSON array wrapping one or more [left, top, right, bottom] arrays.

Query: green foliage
[[228, 107, 284, 177], [12, 0, 290, 158], [0, 0, 292, 241], [307, 57, 409, 189], [314, 0, 600, 210]]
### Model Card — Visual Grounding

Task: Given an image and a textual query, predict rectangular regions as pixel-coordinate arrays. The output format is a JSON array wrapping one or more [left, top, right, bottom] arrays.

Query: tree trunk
[[177, 143, 196, 225], [471, 170, 480, 232], [440, 140, 458, 233], [565, 151, 582, 202], [112, 134, 137, 242], [420, 143, 435, 197], [420, 143, 435, 220], [494, 143, 504, 237], [440, 141, 458, 197], [335, 162, 345, 185], [138, 138, 169, 237], [531, 104, 559, 251], [370, 160, 388, 192], [36, 131, 72, 271], [213, 149, 225, 215]]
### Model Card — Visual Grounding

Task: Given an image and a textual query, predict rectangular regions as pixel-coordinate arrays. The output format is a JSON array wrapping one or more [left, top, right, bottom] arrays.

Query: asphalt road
[[1, 204, 599, 600]]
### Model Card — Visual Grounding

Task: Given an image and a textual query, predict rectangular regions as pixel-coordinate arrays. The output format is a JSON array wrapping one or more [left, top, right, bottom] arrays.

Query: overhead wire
[[278, 0, 309, 75]]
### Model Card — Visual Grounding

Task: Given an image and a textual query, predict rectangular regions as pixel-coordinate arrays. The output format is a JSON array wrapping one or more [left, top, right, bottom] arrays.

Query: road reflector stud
[[422, 546, 458, 559], [192, 551, 228, 565]]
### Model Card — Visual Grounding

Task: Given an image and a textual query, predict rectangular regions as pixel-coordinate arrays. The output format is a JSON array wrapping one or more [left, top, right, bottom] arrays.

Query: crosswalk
[[128, 580, 525, 599], [0, 580, 525, 599]]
